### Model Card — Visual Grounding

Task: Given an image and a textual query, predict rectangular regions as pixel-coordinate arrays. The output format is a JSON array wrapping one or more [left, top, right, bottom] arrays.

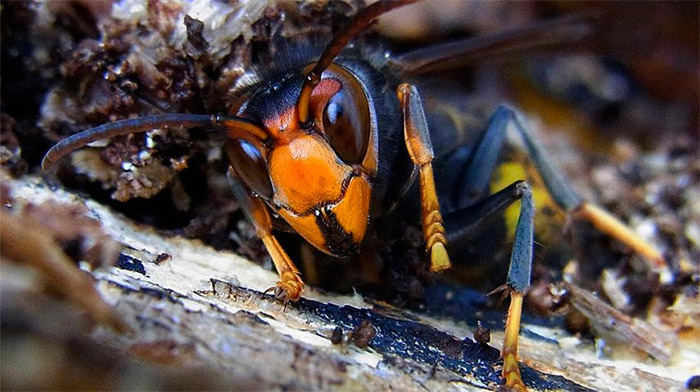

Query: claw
[[487, 283, 512, 306], [273, 270, 304, 302]]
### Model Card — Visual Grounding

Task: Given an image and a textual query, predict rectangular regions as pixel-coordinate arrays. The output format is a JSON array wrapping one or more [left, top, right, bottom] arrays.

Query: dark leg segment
[[452, 105, 581, 210], [442, 103, 667, 390], [505, 181, 534, 293], [453, 108, 509, 205], [449, 104, 665, 270], [451, 179, 534, 391], [504, 104, 666, 270], [502, 105, 581, 210], [444, 179, 534, 391], [444, 180, 527, 245], [488, 181, 534, 392]]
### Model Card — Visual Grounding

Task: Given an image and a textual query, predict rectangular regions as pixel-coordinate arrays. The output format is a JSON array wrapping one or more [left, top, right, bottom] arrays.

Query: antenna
[[42, 114, 267, 170], [295, 0, 417, 128]]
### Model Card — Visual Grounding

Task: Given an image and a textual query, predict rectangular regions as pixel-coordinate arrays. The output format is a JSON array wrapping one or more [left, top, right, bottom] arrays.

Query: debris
[[351, 320, 377, 349], [0, 181, 126, 332], [562, 282, 677, 363], [474, 322, 491, 345], [330, 326, 344, 345]]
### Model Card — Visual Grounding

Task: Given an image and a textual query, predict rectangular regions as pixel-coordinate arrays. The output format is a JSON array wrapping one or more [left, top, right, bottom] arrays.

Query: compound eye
[[321, 85, 370, 164], [226, 139, 273, 200]]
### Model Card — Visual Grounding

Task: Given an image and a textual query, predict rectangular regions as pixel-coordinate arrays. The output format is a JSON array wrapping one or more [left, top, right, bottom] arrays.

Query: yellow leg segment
[[262, 235, 304, 301], [227, 165, 305, 301], [575, 203, 666, 271], [397, 83, 450, 272], [502, 290, 527, 392], [418, 163, 450, 272]]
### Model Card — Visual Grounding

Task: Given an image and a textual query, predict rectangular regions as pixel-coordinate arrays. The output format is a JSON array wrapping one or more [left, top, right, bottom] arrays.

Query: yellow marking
[[491, 161, 564, 244], [511, 70, 605, 155]]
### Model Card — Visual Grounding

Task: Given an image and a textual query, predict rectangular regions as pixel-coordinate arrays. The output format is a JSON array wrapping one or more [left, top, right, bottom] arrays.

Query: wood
[[1, 170, 690, 391]]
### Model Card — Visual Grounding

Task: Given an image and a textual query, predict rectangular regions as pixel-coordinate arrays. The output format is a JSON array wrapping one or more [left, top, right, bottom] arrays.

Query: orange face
[[270, 134, 372, 256], [227, 65, 378, 257], [264, 103, 372, 256]]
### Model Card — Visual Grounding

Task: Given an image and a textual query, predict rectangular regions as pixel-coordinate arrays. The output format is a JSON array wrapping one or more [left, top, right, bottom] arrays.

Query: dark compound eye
[[226, 139, 273, 200], [321, 86, 370, 164]]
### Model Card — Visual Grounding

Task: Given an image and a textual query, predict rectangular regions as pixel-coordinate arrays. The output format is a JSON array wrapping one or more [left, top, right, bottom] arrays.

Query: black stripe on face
[[315, 206, 360, 258]]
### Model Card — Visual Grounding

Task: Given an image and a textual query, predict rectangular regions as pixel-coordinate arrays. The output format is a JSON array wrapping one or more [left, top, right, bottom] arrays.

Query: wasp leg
[[444, 179, 534, 391], [499, 286, 528, 392], [226, 166, 304, 301], [503, 105, 666, 271], [498, 181, 535, 392], [449, 104, 666, 272], [397, 83, 450, 272], [442, 181, 524, 243], [454, 181, 534, 391]]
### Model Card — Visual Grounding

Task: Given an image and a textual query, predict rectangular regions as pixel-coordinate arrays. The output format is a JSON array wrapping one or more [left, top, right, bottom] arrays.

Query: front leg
[[227, 166, 304, 301], [397, 83, 450, 272]]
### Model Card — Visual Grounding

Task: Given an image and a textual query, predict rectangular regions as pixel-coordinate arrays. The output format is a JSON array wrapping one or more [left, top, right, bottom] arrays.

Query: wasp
[[41, 1, 668, 389]]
